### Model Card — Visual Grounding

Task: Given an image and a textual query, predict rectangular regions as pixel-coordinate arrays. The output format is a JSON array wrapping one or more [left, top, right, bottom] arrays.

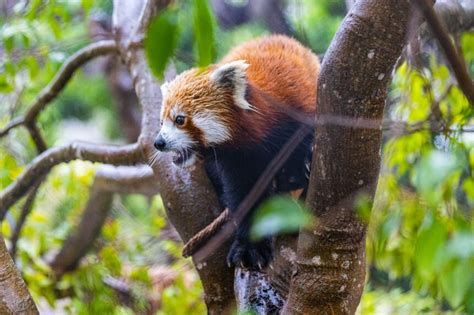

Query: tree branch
[[284, 0, 413, 313], [49, 182, 114, 276], [0, 142, 143, 217], [414, 0, 474, 104], [49, 165, 158, 276], [0, 40, 118, 138], [113, 1, 235, 313], [25, 122, 47, 153], [94, 165, 158, 196], [9, 181, 41, 259]]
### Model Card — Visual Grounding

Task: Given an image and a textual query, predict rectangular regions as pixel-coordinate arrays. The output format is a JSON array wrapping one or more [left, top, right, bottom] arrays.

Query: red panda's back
[[220, 35, 319, 114]]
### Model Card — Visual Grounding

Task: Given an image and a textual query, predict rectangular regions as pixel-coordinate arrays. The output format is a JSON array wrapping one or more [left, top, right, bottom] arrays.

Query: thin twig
[[9, 182, 41, 259], [0, 117, 24, 137], [414, 0, 474, 104], [0, 40, 118, 139], [25, 122, 47, 153]]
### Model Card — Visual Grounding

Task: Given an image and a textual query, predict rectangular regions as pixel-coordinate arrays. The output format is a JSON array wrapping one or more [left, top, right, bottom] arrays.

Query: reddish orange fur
[[162, 35, 320, 147]]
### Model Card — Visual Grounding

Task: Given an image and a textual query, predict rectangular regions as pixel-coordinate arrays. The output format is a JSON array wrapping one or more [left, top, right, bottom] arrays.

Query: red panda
[[155, 35, 319, 270]]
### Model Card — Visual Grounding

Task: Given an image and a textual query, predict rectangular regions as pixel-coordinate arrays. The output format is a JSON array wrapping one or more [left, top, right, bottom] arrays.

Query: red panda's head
[[154, 60, 253, 166]]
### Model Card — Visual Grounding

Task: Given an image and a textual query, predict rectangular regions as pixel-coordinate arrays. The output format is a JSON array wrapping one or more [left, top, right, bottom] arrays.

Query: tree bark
[[284, 0, 412, 314], [112, 1, 235, 313], [0, 236, 38, 315]]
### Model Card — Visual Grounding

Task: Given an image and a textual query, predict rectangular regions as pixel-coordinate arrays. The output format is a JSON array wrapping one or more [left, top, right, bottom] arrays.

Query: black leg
[[226, 214, 274, 270]]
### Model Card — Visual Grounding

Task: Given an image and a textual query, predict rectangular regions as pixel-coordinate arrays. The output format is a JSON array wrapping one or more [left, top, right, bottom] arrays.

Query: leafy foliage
[[362, 52, 474, 313], [145, 8, 180, 80], [145, 0, 217, 79]]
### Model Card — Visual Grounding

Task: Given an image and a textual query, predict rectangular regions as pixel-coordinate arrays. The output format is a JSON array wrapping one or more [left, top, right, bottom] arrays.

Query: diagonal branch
[[49, 164, 158, 276], [0, 40, 118, 138], [0, 142, 143, 217], [25, 122, 47, 153], [49, 182, 114, 276], [9, 181, 42, 259], [414, 0, 474, 105]]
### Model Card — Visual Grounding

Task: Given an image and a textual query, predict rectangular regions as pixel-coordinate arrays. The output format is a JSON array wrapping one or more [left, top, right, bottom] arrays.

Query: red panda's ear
[[210, 60, 254, 111], [161, 81, 169, 100]]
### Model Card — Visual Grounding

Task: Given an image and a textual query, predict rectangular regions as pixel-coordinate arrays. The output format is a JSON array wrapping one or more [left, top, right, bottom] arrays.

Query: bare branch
[[0, 117, 24, 138], [414, 0, 474, 105], [0, 40, 118, 138], [24, 40, 118, 122], [49, 165, 157, 276], [0, 142, 143, 216], [9, 182, 41, 259], [49, 182, 114, 276], [25, 122, 47, 153], [94, 165, 158, 196]]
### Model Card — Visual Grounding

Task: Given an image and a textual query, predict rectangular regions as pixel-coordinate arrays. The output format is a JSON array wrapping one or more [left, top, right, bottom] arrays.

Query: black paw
[[227, 238, 273, 270]]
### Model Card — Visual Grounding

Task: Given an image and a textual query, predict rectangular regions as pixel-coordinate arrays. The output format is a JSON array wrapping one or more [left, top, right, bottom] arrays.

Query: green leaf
[[192, 0, 216, 67], [411, 150, 460, 200], [0, 75, 13, 93], [414, 216, 448, 280], [145, 8, 180, 80], [250, 196, 314, 240], [440, 259, 472, 308], [3, 35, 14, 53], [81, 0, 93, 15]]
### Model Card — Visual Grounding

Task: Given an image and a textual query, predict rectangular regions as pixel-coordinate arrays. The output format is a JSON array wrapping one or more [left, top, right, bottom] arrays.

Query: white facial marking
[[193, 112, 231, 145], [159, 119, 195, 151], [210, 60, 255, 111]]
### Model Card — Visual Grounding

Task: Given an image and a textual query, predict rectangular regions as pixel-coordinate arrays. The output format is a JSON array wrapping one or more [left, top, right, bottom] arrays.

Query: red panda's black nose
[[154, 136, 167, 151]]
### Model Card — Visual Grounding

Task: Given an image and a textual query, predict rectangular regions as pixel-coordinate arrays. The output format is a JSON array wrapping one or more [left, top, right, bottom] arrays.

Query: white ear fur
[[161, 81, 169, 101], [160, 82, 170, 120], [210, 60, 254, 111]]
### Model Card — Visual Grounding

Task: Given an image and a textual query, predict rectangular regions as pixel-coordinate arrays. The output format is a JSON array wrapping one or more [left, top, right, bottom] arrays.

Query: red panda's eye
[[175, 115, 185, 125]]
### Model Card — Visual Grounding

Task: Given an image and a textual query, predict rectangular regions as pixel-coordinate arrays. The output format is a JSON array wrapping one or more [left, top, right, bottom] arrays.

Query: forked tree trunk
[[284, 0, 412, 313]]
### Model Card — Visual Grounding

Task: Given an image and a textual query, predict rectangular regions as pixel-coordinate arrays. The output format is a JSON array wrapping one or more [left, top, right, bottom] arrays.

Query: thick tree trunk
[[284, 0, 412, 313], [0, 236, 38, 314], [112, 1, 235, 313]]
